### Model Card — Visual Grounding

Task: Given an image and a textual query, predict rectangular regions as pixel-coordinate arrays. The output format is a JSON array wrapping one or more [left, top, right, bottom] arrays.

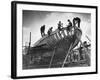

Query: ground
[[23, 48, 90, 69]]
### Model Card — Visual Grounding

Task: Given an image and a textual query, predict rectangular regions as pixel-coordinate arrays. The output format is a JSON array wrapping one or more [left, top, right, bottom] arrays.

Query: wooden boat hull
[[28, 27, 82, 57]]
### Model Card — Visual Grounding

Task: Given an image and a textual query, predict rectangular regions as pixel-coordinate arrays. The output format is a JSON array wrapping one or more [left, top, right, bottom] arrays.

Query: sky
[[22, 10, 91, 46]]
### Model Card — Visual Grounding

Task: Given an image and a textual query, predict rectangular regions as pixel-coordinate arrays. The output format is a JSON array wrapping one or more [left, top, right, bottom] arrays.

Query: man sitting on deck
[[48, 27, 53, 36], [58, 21, 63, 31]]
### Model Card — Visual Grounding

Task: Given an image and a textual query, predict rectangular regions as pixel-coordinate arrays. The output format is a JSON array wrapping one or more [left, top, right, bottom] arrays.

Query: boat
[[27, 26, 82, 60], [23, 18, 83, 68]]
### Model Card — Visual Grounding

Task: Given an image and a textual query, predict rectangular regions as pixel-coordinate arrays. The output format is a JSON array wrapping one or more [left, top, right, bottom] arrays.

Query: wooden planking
[[55, 33, 60, 40], [54, 34, 58, 41], [48, 36, 54, 47], [64, 30, 68, 36], [61, 30, 66, 38], [47, 35, 57, 47], [61, 32, 64, 38], [50, 35, 57, 46], [57, 32, 62, 40], [47, 29, 73, 48], [52, 35, 57, 44]]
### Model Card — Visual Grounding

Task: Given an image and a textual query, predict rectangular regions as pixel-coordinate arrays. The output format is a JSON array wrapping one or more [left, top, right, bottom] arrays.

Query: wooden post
[[62, 43, 73, 67], [29, 32, 31, 47], [27, 32, 31, 54], [49, 47, 56, 68]]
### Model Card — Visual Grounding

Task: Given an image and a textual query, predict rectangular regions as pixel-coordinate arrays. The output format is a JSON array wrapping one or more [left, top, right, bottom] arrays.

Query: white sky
[[22, 10, 91, 46]]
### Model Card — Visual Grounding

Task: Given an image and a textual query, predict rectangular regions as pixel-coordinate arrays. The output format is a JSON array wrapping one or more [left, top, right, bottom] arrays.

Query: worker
[[73, 17, 81, 28], [76, 17, 81, 28], [83, 41, 91, 48], [79, 45, 84, 60], [40, 25, 45, 37], [67, 19, 72, 35], [73, 17, 76, 27], [58, 21, 63, 30], [48, 27, 53, 36], [67, 19, 72, 30]]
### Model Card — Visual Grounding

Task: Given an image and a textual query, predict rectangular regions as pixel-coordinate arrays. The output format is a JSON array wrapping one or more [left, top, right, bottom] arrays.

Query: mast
[[29, 32, 31, 47], [27, 32, 31, 54]]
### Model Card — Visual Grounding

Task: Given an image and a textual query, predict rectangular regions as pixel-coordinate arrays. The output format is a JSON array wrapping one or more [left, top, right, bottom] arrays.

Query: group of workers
[[67, 41, 91, 63], [40, 17, 81, 37]]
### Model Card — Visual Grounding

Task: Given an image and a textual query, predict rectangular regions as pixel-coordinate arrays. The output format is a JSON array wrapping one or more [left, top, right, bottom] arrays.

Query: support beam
[[62, 43, 73, 67], [49, 48, 56, 68]]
